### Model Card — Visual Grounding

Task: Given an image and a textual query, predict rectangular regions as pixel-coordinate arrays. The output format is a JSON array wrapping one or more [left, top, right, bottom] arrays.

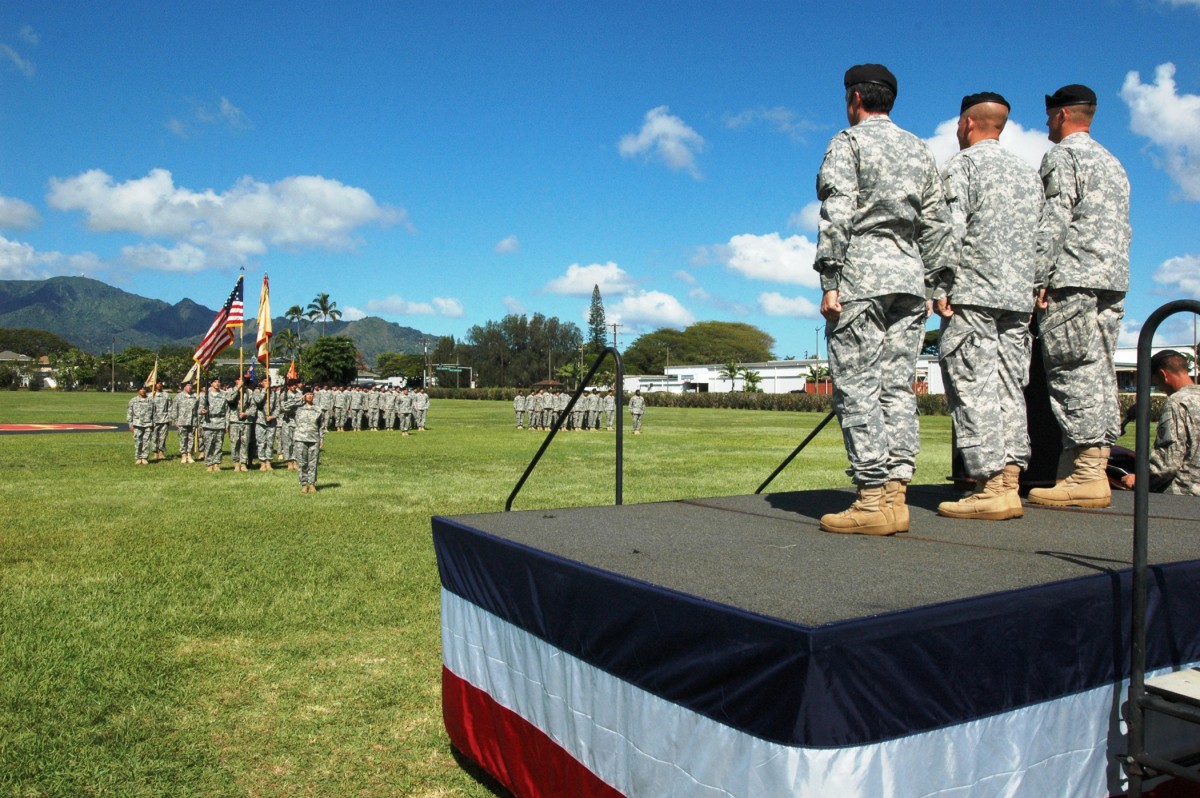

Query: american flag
[[192, 276, 244, 368]]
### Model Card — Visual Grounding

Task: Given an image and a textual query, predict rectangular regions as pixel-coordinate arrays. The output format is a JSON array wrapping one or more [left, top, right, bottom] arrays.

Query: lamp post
[[111, 336, 116, 392]]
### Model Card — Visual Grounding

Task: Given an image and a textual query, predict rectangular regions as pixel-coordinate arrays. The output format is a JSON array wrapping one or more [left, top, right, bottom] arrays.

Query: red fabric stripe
[[442, 666, 624, 798]]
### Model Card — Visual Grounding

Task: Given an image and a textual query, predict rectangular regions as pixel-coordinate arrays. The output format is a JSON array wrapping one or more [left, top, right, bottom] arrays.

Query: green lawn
[[1, 391, 960, 797]]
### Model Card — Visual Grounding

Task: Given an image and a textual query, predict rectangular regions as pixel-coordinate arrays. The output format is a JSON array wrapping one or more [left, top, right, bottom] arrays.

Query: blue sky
[[3, 0, 1200, 360]]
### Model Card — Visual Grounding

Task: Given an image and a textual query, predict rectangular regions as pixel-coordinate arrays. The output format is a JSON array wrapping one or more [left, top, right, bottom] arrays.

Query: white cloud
[[503, 296, 525, 314], [0, 235, 100, 280], [0, 195, 40, 229], [1153, 253, 1200, 298], [608, 290, 694, 330], [724, 106, 819, 140], [217, 97, 248, 128], [1121, 63, 1200, 200], [759, 292, 821, 318], [673, 269, 697, 285], [1161, 0, 1200, 7], [342, 306, 367, 321], [924, 117, 1051, 168], [20, 26, 39, 46], [619, 106, 706, 179], [494, 235, 520, 254], [715, 232, 820, 287], [365, 295, 435, 316], [1, 44, 34, 78], [121, 242, 209, 273], [432, 297, 464, 318], [787, 201, 821, 232], [46, 168, 407, 271], [543, 261, 636, 296], [170, 96, 251, 137]]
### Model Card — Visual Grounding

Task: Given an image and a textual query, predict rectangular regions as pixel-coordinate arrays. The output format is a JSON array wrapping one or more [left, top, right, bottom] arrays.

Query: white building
[[624, 356, 946, 395]]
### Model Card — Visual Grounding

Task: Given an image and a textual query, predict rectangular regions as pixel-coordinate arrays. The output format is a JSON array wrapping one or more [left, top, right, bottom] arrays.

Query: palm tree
[[285, 304, 305, 338], [306, 293, 342, 337], [742, 369, 762, 392], [718, 360, 742, 392], [555, 361, 583, 391], [274, 329, 301, 361]]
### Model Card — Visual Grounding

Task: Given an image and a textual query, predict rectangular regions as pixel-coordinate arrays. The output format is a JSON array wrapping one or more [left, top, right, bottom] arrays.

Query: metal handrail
[[755, 410, 838, 494], [505, 347, 624, 511], [1125, 299, 1200, 796]]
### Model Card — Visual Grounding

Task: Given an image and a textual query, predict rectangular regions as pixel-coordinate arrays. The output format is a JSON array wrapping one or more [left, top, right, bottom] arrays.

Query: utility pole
[[814, 326, 821, 361], [111, 336, 116, 392], [609, 322, 623, 351]]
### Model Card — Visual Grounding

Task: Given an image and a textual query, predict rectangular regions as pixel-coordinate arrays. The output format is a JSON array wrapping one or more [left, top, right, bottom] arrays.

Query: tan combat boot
[[820, 485, 897, 536], [884, 480, 910, 532], [1027, 447, 1112, 508], [1002, 464, 1024, 517], [938, 471, 1019, 520]]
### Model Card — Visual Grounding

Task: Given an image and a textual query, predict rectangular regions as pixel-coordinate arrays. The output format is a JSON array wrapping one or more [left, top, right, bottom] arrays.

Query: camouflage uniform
[[514, 392, 526, 428], [815, 114, 953, 486], [397, 389, 414, 434], [172, 387, 199, 459], [127, 392, 154, 462], [939, 139, 1042, 479], [253, 386, 277, 464], [603, 391, 616, 429], [1149, 384, 1200, 496], [292, 399, 325, 491], [629, 392, 645, 433], [151, 389, 171, 458], [1035, 132, 1131, 449], [332, 387, 349, 431], [229, 386, 255, 467], [200, 386, 232, 468], [348, 388, 364, 431], [366, 388, 381, 430], [414, 388, 430, 430], [278, 387, 301, 464]]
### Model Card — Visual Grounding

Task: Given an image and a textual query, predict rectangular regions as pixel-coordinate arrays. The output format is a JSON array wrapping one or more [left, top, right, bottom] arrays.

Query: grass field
[[0, 391, 992, 796]]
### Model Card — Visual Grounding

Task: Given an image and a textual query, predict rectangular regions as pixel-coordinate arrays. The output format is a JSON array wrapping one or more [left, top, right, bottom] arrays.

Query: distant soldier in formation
[[172, 381, 199, 463], [570, 390, 585, 431], [587, 389, 601, 430], [397, 387, 414, 436], [514, 391, 526, 429], [348, 386, 365, 431], [414, 387, 430, 431], [316, 385, 335, 430], [278, 382, 302, 470], [383, 386, 398, 430], [603, 390, 616, 430], [629, 390, 645, 435], [127, 385, 154, 464], [229, 378, 255, 471], [253, 381, 277, 470], [149, 381, 171, 461], [291, 386, 325, 494], [200, 377, 232, 471], [333, 386, 349, 431], [366, 386, 382, 430], [528, 390, 543, 430]]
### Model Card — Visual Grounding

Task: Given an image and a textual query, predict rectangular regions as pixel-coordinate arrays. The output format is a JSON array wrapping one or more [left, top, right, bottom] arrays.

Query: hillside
[[0, 276, 432, 366]]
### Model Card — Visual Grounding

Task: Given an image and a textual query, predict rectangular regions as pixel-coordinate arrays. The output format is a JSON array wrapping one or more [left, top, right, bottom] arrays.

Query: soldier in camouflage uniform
[[172, 381, 199, 463], [228, 378, 255, 472], [316, 385, 335, 430], [200, 377, 232, 471], [127, 385, 154, 464], [414, 387, 430, 431], [514, 390, 527, 429], [150, 382, 171, 461], [253, 381, 277, 470], [348, 386, 365, 431], [1026, 85, 1132, 509], [1121, 350, 1200, 496], [813, 63, 953, 536], [397, 387, 414, 436], [934, 93, 1042, 522], [278, 382, 302, 470], [291, 386, 326, 493], [604, 390, 616, 430], [629, 390, 645, 434], [332, 386, 349, 431], [366, 387, 381, 430]]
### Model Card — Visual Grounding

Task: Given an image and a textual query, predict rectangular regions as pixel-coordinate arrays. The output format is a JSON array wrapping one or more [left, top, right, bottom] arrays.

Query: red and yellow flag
[[256, 275, 272, 364]]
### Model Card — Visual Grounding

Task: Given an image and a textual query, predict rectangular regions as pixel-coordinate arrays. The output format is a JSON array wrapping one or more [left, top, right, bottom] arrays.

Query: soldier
[[348, 386, 365, 431], [316, 385, 335, 430], [366, 386, 382, 430], [528, 390, 543, 430], [253, 380, 277, 470], [514, 390, 527, 429], [414, 387, 430, 431], [150, 381, 171, 461], [397, 386, 414, 436], [228, 378, 255, 472], [332, 386, 349, 431], [583, 389, 598, 430], [629, 389, 645, 434], [570, 389, 584, 431], [278, 381, 302, 470], [199, 377, 232, 471], [292, 386, 326, 493], [1120, 350, 1200, 496], [382, 386, 397, 430], [934, 93, 1042, 522], [603, 389, 616, 430], [127, 385, 154, 464], [813, 63, 953, 536], [1026, 84, 1132, 508], [172, 381, 199, 463]]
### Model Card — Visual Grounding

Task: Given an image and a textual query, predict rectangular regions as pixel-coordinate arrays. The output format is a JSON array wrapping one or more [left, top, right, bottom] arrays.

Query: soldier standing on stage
[[934, 93, 1042, 522], [127, 385, 154, 465], [813, 63, 953, 536], [200, 377, 232, 471], [172, 381, 199, 463], [150, 381, 171, 461], [414, 387, 430, 431], [291, 386, 325, 493], [629, 390, 645, 435], [514, 390, 526, 429], [1026, 84, 1132, 509]]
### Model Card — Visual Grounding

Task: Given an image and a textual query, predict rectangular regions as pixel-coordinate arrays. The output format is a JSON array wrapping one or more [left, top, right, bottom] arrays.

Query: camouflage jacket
[[1150, 384, 1200, 496], [171, 391, 199, 427], [127, 395, 154, 428]]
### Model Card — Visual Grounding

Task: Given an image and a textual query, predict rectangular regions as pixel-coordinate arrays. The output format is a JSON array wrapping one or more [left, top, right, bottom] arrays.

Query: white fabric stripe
[[443, 588, 1197, 798]]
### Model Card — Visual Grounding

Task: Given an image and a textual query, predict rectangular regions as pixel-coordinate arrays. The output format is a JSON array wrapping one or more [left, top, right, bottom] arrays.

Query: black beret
[[960, 91, 1010, 114], [844, 64, 897, 96], [1045, 84, 1097, 109]]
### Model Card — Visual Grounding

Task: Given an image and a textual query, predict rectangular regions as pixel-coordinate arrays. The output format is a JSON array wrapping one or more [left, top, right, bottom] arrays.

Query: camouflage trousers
[[827, 294, 926, 486], [1038, 288, 1124, 449], [278, 424, 295, 461], [334, 408, 347, 430], [400, 412, 412, 432], [201, 426, 225, 466], [256, 423, 275, 461], [631, 412, 643, 433], [152, 423, 169, 453], [515, 409, 525, 428], [415, 409, 426, 429], [132, 425, 152, 461], [177, 425, 196, 456], [939, 306, 1032, 478], [229, 423, 251, 464], [296, 440, 320, 486]]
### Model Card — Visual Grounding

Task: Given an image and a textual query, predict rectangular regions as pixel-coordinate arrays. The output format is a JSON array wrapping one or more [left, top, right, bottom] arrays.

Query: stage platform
[[433, 487, 1200, 797]]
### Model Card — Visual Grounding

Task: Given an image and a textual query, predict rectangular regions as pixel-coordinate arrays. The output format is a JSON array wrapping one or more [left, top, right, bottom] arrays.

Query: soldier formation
[[316, 385, 429, 436], [815, 64, 1133, 535], [512, 388, 639, 433]]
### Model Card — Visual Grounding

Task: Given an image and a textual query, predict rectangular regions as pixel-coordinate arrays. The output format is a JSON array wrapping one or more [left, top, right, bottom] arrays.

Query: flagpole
[[239, 327, 245, 413], [193, 361, 201, 458]]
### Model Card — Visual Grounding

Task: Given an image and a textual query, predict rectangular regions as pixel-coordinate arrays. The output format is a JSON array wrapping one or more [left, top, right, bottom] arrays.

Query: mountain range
[[0, 276, 433, 366]]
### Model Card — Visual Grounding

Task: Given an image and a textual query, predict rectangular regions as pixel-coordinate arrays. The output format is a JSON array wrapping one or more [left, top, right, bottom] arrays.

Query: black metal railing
[[506, 347, 624, 511], [1124, 299, 1200, 796], [755, 410, 838, 494]]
